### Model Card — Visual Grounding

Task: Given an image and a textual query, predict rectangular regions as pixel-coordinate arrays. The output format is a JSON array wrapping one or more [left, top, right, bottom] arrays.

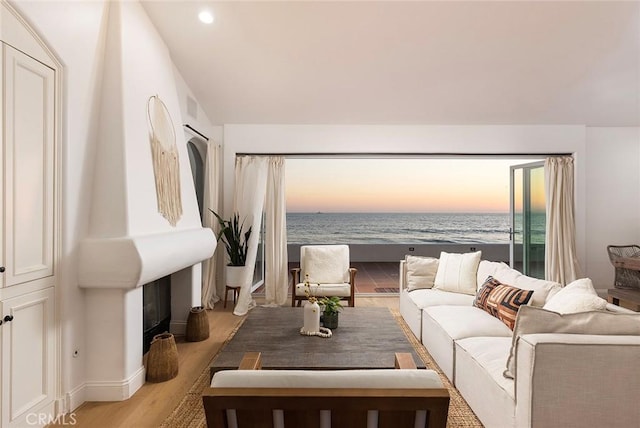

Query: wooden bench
[[203, 352, 449, 428]]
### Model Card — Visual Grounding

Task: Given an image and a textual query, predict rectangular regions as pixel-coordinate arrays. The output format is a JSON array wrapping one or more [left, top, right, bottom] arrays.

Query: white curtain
[[202, 142, 221, 309], [233, 156, 269, 316], [264, 157, 289, 306], [545, 156, 580, 284]]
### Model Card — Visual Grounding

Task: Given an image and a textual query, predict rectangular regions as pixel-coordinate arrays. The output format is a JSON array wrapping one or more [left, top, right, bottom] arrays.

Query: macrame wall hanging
[[147, 95, 183, 226]]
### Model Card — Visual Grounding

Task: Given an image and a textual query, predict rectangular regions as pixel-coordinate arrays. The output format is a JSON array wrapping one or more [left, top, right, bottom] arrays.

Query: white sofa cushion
[[301, 245, 349, 283], [422, 306, 512, 381], [476, 260, 505, 290], [405, 255, 439, 291], [476, 261, 561, 307], [504, 305, 640, 378], [512, 274, 561, 307], [406, 288, 476, 308], [455, 337, 516, 428], [425, 306, 513, 341], [433, 251, 481, 295], [543, 278, 608, 314]]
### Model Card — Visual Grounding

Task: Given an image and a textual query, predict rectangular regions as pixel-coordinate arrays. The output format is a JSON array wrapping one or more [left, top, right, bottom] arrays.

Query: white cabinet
[[0, 40, 57, 427], [1, 288, 55, 428]]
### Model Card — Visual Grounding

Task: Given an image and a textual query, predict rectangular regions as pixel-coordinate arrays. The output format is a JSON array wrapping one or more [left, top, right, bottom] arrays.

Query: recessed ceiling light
[[198, 10, 214, 24]]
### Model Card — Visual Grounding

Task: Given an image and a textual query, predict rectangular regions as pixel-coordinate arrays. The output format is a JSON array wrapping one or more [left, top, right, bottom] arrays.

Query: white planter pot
[[225, 265, 250, 287]]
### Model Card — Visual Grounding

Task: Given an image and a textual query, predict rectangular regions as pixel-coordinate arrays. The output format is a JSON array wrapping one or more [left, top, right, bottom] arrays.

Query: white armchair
[[290, 245, 357, 307]]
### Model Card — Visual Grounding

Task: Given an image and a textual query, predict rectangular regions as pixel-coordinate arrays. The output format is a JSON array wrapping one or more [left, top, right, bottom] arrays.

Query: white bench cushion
[[211, 368, 444, 389]]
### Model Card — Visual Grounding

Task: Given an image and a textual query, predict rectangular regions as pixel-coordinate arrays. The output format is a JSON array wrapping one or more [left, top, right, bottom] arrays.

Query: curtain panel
[[230, 155, 289, 314], [202, 142, 221, 309], [544, 156, 580, 284]]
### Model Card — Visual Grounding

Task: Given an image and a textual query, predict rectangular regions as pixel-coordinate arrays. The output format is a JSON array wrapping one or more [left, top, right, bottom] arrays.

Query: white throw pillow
[[405, 255, 439, 291], [543, 278, 607, 314], [433, 251, 482, 295], [504, 305, 640, 379]]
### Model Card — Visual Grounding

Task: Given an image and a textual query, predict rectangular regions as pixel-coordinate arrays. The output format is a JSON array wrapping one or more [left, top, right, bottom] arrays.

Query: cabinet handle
[[3, 315, 13, 322], [0, 266, 4, 273]]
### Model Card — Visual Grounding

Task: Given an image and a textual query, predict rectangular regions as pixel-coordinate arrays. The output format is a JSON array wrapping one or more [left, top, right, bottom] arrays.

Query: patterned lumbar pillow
[[433, 251, 482, 295], [405, 255, 439, 291], [474, 276, 534, 330]]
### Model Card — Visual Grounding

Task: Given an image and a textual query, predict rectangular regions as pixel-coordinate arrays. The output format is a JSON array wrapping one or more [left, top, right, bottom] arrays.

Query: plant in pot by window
[[319, 296, 343, 329], [210, 210, 252, 287]]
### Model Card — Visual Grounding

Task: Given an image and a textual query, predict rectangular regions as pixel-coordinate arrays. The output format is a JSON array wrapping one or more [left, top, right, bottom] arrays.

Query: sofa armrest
[[515, 333, 640, 428], [399, 260, 407, 291]]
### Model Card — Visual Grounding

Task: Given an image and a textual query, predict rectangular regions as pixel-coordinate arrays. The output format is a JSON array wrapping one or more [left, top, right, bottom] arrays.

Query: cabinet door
[[1, 287, 55, 427], [2, 44, 55, 288]]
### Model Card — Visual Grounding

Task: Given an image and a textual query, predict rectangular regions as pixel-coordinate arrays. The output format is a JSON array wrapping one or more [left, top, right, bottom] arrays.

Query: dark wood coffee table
[[210, 306, 425, 377]]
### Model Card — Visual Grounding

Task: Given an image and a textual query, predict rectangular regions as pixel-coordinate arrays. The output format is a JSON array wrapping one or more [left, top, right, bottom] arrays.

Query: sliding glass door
[[510, 161, 545, 278]]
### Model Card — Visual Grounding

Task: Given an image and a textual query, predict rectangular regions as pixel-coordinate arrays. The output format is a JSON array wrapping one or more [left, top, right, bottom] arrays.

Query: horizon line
[[286, 211, 512, 215]]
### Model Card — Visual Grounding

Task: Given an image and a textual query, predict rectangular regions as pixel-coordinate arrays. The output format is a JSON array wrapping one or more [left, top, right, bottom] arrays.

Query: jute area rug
[[161, 308, 483, 428]]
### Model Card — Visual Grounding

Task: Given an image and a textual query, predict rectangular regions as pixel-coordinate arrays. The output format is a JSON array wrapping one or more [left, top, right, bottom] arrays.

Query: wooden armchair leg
[[290, 268, 301, 307]]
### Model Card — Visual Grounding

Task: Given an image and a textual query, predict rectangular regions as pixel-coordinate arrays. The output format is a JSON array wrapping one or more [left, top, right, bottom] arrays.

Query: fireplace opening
[[143, 275, 171, 354]]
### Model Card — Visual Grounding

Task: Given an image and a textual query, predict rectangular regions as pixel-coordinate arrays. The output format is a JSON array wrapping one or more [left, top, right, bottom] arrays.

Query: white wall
[[585, 127, 640, 291]]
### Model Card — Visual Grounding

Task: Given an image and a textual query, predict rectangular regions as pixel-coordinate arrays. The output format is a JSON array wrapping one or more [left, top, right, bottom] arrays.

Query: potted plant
[[210, 210, 252, 287], [319, 296, 343, 329]]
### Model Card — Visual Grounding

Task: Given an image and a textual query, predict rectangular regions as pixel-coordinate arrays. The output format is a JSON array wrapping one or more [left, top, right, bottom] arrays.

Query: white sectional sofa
[[399, 255, 640, 428]]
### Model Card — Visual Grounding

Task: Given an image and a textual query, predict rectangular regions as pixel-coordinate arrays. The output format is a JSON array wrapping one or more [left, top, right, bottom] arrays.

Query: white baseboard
[[84, 366, 146, 401], [65, 383, 87, 412], [170, 320, 187, 336]]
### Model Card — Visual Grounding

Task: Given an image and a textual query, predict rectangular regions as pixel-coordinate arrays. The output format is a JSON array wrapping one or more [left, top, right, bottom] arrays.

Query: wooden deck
[[352, 262, 400, 294]]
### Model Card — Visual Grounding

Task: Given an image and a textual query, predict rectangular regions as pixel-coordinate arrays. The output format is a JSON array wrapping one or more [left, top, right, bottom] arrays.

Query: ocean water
[[286, 212, 545, 245]]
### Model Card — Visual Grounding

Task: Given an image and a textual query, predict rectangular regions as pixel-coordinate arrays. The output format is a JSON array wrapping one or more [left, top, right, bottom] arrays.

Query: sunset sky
[[286, 158, 544, 213]]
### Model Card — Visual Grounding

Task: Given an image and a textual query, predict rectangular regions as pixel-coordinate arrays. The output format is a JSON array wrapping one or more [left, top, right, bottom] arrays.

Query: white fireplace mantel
[[78, 228, 216, 289]]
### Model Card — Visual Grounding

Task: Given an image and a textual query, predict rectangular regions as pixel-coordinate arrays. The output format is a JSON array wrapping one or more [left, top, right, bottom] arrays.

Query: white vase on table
[[302, 301, 321, 334]]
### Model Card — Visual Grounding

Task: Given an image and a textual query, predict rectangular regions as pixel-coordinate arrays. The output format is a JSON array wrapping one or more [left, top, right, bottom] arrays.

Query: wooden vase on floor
[[146, 332, 179, 382], [186, 306, 209, 342]]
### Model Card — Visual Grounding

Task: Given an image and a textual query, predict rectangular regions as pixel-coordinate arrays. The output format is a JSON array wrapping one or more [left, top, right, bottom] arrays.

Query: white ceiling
[[142, 1, 640, 126]]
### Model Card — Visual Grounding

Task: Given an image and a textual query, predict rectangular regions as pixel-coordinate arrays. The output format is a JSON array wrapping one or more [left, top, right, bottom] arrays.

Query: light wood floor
[[55, 296, 399, 428]]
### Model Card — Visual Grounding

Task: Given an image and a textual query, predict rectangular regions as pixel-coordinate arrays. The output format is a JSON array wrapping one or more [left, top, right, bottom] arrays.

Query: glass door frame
[[510, 160, 545, 278]]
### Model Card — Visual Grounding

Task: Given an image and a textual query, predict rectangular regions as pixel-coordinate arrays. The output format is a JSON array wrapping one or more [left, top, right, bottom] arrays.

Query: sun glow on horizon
[[286, 158, 541, 213]]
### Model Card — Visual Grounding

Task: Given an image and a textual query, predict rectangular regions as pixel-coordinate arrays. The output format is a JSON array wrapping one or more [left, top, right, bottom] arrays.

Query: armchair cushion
[[294, 282, 352, 297], [301, 245, 349, 284]]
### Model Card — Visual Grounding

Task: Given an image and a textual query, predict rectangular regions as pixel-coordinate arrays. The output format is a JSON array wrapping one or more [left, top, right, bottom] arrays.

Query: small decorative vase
[[323, 312, 339, 329], [302, 301, 321, 334]]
